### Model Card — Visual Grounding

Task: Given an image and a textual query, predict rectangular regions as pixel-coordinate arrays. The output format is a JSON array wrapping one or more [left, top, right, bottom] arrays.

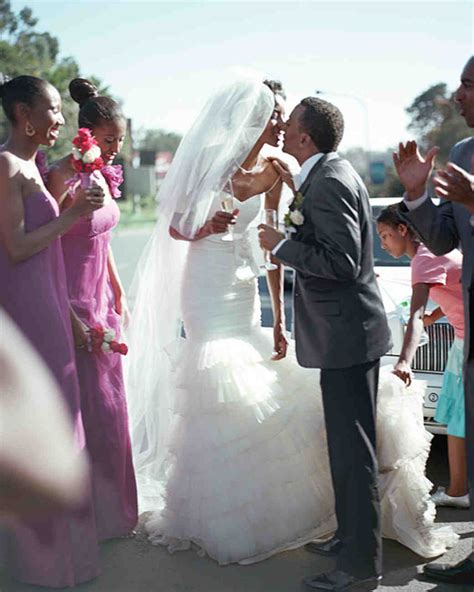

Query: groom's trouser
[[320, 359, 381, 578]]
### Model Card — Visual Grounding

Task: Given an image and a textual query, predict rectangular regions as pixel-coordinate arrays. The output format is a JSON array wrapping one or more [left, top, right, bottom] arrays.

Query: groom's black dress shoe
[[305, 537, 343, 557], [303, 570, 382, 591], [423, 556, 474, 584]]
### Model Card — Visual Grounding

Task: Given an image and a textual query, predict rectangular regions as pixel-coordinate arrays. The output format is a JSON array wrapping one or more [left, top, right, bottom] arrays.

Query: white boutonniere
[[284, 191, 305, 233]]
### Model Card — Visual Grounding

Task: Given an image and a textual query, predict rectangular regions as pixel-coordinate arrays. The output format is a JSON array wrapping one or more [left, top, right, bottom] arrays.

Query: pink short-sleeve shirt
[[411, 243, 464, 339]]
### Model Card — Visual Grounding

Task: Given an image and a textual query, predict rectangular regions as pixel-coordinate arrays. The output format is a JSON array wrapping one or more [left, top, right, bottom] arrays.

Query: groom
[[259, 97, 391, 591]]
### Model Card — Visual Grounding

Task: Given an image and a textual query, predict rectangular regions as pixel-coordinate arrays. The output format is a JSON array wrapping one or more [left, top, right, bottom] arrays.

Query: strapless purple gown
[[0, 190, 100, 587], [61, 196, 138, 541]]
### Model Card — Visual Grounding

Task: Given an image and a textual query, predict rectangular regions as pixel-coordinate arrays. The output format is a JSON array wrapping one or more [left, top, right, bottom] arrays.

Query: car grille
[[412, 322, 455, 373]]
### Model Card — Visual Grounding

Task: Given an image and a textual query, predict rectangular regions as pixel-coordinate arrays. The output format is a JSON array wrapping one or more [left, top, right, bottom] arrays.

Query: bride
[[126, 78, 457, 565]]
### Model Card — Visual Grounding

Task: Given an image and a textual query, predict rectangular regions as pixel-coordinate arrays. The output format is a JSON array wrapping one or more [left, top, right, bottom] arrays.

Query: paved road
[[2, 227, 472, 592], [111, 225, 294, 328]]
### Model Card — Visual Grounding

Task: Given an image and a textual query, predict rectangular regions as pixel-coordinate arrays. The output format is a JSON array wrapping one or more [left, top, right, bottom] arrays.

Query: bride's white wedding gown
[[143, 194, 457, 564]]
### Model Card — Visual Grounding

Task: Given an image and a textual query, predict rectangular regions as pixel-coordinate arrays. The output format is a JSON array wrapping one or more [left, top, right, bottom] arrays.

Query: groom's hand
[[269, 157, 296, 193], [258, 224, 284, 252]]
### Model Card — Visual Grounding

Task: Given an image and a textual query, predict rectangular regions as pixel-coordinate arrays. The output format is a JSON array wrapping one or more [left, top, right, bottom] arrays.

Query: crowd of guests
[[0, 54, 473, 588]]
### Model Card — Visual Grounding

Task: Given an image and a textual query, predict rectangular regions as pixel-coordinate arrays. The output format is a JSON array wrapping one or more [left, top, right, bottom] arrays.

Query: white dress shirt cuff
[[272, 238, 288, 256], [403, 190, 429, 210]]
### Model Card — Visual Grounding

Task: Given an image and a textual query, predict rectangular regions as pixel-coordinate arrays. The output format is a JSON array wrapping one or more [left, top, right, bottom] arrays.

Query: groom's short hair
[[298, 97, 344, 152]]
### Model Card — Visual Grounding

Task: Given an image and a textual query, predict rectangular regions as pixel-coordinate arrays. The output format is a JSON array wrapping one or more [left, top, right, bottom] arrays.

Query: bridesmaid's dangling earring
[[25, 122, 36, 137]]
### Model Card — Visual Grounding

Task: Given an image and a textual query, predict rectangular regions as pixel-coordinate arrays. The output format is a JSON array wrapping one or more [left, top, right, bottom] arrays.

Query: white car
[[372, 197, 451, 435]]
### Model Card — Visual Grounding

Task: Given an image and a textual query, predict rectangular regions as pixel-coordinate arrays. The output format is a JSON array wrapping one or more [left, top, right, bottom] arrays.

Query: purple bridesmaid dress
[[61, 194, 138, 541], [0, 189, 100, 587]]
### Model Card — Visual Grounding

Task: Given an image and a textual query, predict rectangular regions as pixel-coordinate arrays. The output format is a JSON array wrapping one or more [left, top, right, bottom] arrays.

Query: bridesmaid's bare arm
[[0, 154, 103, 263], [47, 160, 73, 206]]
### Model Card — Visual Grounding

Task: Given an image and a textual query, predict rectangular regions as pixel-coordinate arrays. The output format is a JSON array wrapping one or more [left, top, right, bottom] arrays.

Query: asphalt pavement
[[2, 226, 473, 592]]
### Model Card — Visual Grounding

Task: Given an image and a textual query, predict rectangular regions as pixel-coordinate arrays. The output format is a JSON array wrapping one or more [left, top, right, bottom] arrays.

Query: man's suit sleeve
[[276, 176, 362, 281], [401, 143, 460, 255], [402, 198, 459, 256]]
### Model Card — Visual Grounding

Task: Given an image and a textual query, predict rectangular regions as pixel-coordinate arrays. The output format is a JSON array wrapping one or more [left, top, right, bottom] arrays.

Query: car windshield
[[372, 205, 410, 267]]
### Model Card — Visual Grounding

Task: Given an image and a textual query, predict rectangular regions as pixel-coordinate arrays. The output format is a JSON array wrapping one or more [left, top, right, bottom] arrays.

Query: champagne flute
[[221, 193, 234, 242], [260, 208, 279, 271]]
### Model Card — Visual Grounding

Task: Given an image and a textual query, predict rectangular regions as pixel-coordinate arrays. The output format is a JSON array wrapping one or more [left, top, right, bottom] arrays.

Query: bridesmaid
[[48, 78, 138, 541], [0, 75, 103, 586]]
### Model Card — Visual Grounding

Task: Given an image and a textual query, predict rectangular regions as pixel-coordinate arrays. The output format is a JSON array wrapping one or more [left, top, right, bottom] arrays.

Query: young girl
[[377, 204, 468, 508]]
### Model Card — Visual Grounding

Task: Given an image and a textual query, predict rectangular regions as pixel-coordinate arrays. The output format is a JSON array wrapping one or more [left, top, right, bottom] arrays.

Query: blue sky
[[11, 0, 473, 150]]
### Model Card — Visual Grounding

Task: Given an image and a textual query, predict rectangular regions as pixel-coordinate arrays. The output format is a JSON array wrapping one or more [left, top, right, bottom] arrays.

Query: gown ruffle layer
[[145, 327, 458, 564]]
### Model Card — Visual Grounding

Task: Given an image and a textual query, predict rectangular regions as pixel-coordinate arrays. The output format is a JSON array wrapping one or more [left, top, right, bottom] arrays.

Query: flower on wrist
[[86, 325, 128, 356]]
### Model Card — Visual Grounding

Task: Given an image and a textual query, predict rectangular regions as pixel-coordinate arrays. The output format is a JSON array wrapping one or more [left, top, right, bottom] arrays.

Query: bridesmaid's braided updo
[[69, 78, 124, 129]]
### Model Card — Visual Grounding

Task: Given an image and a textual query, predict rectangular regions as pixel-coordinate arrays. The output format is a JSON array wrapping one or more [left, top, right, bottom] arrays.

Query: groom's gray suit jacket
[[277, 153, 392, 369]]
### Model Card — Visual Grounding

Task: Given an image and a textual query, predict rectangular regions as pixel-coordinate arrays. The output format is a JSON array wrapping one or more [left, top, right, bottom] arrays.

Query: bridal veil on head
[[125, 78, 275, 510]]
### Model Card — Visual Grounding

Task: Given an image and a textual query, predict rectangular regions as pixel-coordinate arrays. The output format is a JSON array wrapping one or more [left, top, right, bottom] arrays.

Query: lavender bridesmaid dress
[[61, 194, 138, 541], [0, 189, 100, 587]]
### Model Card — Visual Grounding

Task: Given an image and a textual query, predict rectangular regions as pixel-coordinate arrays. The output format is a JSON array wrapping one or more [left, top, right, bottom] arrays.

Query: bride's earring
[[25, 122, 36, 137]]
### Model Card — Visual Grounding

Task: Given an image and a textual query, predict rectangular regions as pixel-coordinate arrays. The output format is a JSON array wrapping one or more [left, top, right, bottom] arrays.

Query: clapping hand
[[433, 159, 474, 213], [393, 141, 439, 200]]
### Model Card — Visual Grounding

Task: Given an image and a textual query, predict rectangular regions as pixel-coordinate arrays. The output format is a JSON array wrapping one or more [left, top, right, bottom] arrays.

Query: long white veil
[[125, 79, 274, 510]]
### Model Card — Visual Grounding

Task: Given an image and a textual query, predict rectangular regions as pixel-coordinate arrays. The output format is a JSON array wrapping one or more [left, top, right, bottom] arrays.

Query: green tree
[[0, 1, 106, 160], [341, 146, 404, 198], [137, 128, 182, 155], [406, 83, 471, 164]]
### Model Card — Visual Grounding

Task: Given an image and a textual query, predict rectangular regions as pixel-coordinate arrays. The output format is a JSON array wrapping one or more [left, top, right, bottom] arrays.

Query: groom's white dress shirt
[[272, 152, 328, 256]]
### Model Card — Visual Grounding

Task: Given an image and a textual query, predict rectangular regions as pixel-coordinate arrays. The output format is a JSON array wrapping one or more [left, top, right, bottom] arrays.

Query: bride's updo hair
[[263, 79, 286, 100], [0, 74, 51, 123], [69, 77, 124, 129]]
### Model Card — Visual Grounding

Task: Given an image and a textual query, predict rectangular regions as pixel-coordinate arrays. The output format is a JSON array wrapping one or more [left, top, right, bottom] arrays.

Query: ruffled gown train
[[137, 196, 458, 564]]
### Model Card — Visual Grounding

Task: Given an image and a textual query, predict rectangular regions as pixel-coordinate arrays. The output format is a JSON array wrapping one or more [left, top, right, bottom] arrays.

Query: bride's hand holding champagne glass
[[220, 193, 237, 241]]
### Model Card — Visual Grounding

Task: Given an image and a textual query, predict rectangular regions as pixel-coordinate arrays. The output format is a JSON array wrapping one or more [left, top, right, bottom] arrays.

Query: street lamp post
[[314, 89, 371, 181]]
